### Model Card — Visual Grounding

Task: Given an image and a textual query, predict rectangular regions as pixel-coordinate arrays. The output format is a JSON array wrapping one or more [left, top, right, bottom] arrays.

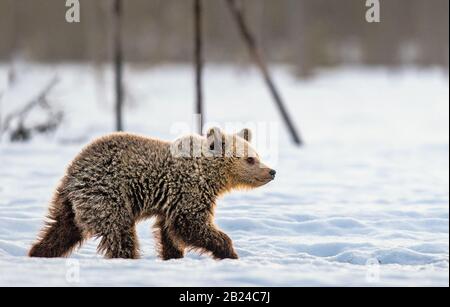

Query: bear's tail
[[29, 191, 83, 258]]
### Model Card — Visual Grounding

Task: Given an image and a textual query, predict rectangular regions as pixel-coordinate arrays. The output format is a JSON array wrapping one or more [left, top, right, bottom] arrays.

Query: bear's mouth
[[254, 176, 274, 186]]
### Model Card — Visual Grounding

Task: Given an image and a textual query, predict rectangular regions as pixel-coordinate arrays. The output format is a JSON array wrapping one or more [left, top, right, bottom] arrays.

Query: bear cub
[[29, 127, 275, 260]]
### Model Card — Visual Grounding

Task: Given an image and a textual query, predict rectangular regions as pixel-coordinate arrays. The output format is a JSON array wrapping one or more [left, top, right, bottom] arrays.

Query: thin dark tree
[[113, 0, 124, 131], [8, 0, 19, 86], [194, 0, 204, 134], [225, 0, 303, 145]]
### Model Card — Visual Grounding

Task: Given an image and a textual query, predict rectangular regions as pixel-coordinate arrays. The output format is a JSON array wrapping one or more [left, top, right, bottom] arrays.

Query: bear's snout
[[269, 169, 276, 180]]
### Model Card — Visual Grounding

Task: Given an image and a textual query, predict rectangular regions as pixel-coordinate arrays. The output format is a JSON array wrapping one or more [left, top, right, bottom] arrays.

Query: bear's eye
[[246, 157, 255, 165]]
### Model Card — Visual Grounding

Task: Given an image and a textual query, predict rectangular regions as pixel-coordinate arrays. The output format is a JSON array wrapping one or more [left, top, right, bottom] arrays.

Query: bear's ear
[[207, 127, 224, 152], [237, 128, 252, 142]]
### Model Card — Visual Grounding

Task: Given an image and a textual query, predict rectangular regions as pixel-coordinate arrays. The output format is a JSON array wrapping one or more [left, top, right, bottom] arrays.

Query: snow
[[0, 64, 448, 286]]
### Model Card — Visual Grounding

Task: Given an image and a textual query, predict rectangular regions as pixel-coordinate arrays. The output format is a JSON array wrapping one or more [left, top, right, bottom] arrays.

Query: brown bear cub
[[29, 128, 276, 260]]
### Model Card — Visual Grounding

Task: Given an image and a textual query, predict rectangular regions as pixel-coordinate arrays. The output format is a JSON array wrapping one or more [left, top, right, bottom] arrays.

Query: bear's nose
[[269, 169, 276, 178]]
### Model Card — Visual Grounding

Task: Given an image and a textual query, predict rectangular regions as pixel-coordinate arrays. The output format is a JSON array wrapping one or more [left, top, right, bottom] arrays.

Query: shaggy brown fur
[[29, 128, 275, 260]]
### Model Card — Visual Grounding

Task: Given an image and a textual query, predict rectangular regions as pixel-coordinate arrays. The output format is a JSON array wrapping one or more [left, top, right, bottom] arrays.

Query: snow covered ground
[[0, 64, 448, 286]]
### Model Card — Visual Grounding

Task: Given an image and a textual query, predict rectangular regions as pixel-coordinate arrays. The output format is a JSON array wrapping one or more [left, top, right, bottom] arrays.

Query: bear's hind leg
[[97, 226, 140, 259], [73, 193, 140, 259], [154, 217, 184, 260], [29, 194, 83, 258]]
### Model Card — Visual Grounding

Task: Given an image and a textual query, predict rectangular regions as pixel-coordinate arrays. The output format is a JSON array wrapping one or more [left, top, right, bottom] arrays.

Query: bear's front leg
[[172, 211, 238, 260], [204, 229, 238, 260]]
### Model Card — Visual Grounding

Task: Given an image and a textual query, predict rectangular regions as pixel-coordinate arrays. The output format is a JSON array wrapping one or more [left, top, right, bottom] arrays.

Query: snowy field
[[0, 64, 448, 286]]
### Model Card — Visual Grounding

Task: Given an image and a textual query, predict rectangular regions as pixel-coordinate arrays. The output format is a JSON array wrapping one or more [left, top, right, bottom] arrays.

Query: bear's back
[[65, 133, 171, 190]]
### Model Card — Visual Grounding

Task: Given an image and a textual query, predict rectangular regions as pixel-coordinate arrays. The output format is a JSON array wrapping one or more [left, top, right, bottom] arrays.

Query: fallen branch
[[2, 76, 59, 133], [1, 76, 63, 142]]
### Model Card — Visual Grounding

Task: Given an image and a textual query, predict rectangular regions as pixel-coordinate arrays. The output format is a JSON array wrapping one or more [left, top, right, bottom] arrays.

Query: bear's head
[[206, 127, 276, 190]]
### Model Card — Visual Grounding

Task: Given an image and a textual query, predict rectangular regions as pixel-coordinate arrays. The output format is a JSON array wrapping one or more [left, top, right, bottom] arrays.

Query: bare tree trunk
[[113, 0, 124, 131], [225, 0, 303, 146], [0, 92, 3, 143], [2, 0, 20, 142], [8, 0, 20, 86], [194, 0, 204, 135]]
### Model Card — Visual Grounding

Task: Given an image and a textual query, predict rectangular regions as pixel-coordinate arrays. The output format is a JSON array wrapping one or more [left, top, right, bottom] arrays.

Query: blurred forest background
[[0, 0, 448, 76]]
